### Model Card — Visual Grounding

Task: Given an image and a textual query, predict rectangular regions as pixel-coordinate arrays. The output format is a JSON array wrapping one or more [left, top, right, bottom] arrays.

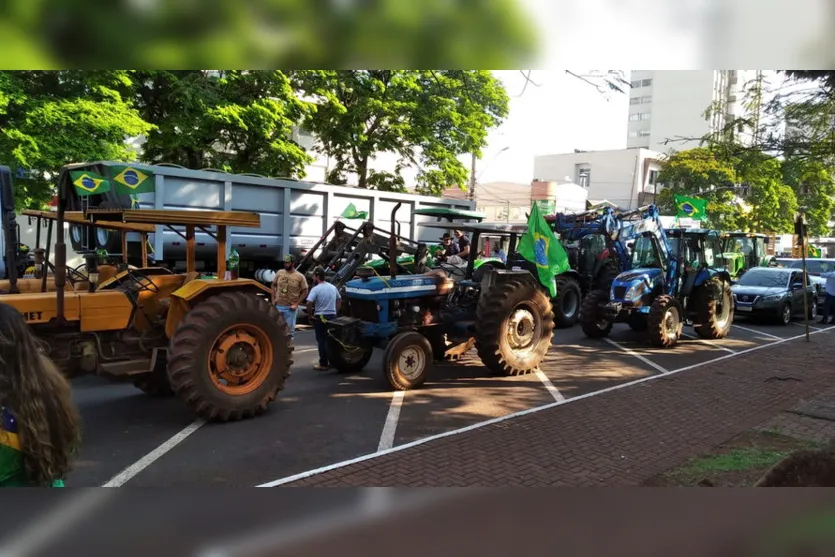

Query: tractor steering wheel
[[439, 262, 467, 278]]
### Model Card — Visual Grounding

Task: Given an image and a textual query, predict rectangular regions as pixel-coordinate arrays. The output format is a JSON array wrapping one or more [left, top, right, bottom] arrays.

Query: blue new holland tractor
[[579, 213, 735, 348], [324, 204, 556, 390]]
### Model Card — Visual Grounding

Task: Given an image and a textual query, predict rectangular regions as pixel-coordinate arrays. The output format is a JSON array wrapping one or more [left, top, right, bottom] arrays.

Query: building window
[[648, 169, 659, 185], [631, 78, 653, 88], [640, 112, 651, 121], [630, 97, 641, 105], [576, 166, 591, 188], [641, 95, 651, 103], [628, 131, 639, 137], [629, 112, 651, 122], [638, 130, 650, 137]]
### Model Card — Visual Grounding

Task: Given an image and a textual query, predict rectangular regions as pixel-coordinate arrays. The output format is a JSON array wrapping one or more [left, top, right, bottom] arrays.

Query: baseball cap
[[284, 254, 296, 263]]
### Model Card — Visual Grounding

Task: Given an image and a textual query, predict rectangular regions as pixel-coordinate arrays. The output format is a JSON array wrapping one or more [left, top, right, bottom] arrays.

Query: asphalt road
[[65, 314, 834, 488]]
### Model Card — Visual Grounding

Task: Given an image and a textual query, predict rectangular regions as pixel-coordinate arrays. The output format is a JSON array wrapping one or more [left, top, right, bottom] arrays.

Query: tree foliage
[[292, 70, 509, 195], [656, 147, 800, 234], [0, 71, 150, 210], [133, 71, 313, 178]]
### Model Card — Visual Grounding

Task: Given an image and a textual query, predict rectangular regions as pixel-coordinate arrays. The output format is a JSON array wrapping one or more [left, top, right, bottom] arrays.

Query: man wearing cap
[[272, 254, 308, 339], [435, 233, 460, 263], [305, 267, 342, 370]]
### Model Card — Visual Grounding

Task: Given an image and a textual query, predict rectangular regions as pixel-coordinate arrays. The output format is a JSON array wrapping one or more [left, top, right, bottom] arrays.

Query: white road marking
[[102, 418, 206, 487], [603, 338, 670, 375], [535, 368, 566, 402], [732, 323, 782, 340], [377, 390, 405, 452], [681, 332, 736, 353], [256, 326, 833, 488], [792, 321, 822, 331], [293, 348, 318, 355], [0, 489, 115, 557]]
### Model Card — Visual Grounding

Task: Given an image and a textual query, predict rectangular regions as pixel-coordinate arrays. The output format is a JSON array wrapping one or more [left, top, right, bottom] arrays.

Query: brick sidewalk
[[284, 331, 835, 487]]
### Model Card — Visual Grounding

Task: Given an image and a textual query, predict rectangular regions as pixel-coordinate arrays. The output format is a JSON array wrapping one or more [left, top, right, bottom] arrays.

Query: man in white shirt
[[305, 267, 342, 370], [819, 269, 835, 325]]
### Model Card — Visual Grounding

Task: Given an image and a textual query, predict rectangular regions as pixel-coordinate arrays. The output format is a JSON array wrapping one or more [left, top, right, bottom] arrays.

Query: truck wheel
[[383, 331, 433, 390], [580, 289, 613, 338], [167, 291, 293, 422], [475, 278, 554, 376], [695, 277, 734, 339], [133, 352, 174, 397], [553, 275, 582, 328], [94, 200, 126, 253], [327, 337, 373, 373], [647, 295, 683, 348]]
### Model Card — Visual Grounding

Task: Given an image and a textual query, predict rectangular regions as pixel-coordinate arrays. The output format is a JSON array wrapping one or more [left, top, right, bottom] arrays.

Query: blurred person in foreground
[[819, 268, 835, 325], [0, 303, 81, 487]]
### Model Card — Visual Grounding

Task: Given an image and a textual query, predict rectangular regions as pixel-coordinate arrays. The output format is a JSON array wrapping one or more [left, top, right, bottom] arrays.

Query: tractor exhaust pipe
[[390, 202, 401, 279]]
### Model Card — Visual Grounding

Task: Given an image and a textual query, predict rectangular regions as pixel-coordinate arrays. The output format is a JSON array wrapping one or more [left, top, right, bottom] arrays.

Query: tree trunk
[[356, 156, 369, 188]]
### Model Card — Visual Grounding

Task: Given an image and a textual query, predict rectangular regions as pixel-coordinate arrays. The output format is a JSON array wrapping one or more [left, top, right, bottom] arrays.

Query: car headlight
[[762, 294, 782, 301]]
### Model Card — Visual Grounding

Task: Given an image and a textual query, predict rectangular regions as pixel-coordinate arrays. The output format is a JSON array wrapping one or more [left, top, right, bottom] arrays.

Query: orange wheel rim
[[208, 323, 274, 395]]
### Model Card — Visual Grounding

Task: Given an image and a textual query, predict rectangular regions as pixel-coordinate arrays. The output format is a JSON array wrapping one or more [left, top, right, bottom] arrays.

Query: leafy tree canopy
[[0, 70, 150, 210], [292, 70, 509, 195], [133, 71, 313, 178]]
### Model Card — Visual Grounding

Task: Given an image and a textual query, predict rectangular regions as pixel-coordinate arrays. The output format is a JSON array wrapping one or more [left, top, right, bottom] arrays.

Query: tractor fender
[[693, 269, 731, 288], [165, 279, 272, 338]]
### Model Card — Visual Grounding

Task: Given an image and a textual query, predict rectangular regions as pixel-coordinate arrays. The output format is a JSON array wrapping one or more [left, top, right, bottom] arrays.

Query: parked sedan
[[732, 267, 818, 325], [773, 258, 827, 308]]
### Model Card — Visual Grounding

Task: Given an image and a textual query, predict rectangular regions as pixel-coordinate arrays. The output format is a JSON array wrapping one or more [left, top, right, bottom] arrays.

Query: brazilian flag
[[517, 202, 570, 298], [674, 194, 708, 220], [341, 203, 368, 219], [110, 165, 154, 194], [70, 170, 110, 196]]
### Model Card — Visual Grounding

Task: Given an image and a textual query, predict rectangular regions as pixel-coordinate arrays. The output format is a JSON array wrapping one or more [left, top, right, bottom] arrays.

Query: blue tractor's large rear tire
[[580, 289, 613, 339], [694, 276, 734, 339]]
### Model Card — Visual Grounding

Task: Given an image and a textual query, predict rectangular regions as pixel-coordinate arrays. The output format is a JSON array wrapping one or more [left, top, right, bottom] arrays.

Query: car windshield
[[784, 260, 835, 275], [736, 269, 789, 288]]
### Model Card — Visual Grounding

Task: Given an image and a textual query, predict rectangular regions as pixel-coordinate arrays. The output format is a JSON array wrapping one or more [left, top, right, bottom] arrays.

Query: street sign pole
[[796, 212, 810, 342]]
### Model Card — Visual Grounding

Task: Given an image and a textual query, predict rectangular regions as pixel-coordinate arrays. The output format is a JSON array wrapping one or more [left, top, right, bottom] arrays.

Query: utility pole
[[796, 209, 810, 342], [468, 153, 477, 201]]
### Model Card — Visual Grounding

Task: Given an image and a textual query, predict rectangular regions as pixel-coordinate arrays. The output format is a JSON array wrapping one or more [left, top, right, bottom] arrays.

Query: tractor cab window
[[631, 235, 661, 269], [702, 237, 722, 267]]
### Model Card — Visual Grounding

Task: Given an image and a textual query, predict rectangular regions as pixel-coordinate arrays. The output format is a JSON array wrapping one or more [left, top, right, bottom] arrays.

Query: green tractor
[[719, 232, 776, 281]]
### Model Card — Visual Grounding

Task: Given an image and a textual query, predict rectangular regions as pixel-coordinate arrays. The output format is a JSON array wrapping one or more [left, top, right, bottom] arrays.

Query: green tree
[[0, 71, 150, 210], [133, 71, 313, 177], [656, 147, 798, 233], [0, 0, 536, 69], [781, 158, 835, 236], [291, 70, 509, 195]]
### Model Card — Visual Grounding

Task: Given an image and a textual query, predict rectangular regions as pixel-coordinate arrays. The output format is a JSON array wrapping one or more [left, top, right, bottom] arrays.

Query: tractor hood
[[343, 274, 450, 301], [610, 267, 665, 304]]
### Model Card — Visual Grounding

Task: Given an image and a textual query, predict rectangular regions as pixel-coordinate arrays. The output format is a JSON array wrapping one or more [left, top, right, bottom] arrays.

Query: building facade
[[626, 70, 760, 153], [533, 148, 666, 210]]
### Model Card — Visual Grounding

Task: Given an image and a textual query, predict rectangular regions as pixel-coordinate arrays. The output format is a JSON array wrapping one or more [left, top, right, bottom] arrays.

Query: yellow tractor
[[0, 166, 293, 422]]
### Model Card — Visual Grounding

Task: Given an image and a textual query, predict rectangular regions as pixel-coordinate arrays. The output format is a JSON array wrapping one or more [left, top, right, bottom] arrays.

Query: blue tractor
[[323, 205, 556, 390], [579, 211, 735, 348]]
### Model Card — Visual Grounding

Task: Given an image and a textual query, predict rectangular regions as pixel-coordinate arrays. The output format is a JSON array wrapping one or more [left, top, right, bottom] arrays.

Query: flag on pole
[[674, 194, 708, 220], [70, 170, 110, 196], [341, 203, 368, 219], [517, 202, 570, 298]]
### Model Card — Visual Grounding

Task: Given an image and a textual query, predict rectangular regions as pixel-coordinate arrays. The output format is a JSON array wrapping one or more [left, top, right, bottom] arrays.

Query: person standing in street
[[306, 267, 342, 371], [819, 268, 835, 325], [272, 254, 308, 339]]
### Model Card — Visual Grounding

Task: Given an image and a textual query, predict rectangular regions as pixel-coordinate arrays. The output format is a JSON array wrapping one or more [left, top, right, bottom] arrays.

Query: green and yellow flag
[[70, 170, 110, 196], [341, 203, 368, 219], [809, 245, 822, 258], [109, 165, 154, 194], [517, 202, 569, 298], [674, 194, 708, 220]]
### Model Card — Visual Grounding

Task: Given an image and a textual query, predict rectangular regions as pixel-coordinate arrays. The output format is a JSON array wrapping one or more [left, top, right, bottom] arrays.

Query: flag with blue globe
[[517, 202, 569, 298]]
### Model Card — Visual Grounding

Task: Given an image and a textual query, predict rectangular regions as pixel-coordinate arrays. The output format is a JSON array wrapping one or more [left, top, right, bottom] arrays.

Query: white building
[[626, 70, 760, 154], [533, 148, 666, 210]]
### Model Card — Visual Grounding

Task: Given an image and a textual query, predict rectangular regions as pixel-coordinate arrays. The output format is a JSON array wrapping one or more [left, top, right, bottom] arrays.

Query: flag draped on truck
[[517, 202, 569, 298], [109, 165, 155, 194], [70, 170, 110, 196], [341, 203, 368, 219]]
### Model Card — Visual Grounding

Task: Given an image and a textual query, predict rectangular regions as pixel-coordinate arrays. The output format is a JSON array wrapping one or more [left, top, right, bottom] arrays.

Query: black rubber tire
[[326, 337, 373, 373], [777, 302, 792, 326], [809, 299, 818, 320], [133, 351, 174, 397], [647, 295, 683, 348], [580, 289, 613, 339], [627, 313, 649, 332], [694, 277, 734, 339], [474, 277, 554, 376], [383, 331, 433, 390], [553, 275, 582, 328], [167, 291, 293, 422], [94, 200, 125, 253], [593, 258, 621, 292]]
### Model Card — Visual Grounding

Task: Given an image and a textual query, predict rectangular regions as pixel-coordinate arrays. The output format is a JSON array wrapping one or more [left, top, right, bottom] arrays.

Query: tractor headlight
[[625, 283, 645, 301]]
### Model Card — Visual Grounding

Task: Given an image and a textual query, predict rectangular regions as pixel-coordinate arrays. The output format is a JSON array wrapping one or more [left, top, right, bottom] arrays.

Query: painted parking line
[[680, 332, 737, 353], [534, 368, 566, 402], [256, 326, 834, 487], [792, 321, 823, 331], [377, 391, 405, 452], [603, 338, 670, 374], [732, 323, 782, 340]]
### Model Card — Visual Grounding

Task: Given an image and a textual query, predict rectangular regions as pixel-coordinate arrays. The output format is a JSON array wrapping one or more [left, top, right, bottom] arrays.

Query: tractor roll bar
[[389, 202, 401, 280]]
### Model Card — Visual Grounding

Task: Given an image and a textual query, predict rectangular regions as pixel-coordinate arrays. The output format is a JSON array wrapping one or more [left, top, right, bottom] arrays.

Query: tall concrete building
[[626, 70, 760, 153]]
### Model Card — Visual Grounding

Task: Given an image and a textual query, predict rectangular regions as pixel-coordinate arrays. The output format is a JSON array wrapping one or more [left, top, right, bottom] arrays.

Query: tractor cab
[[720, 232, 775, 280]]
